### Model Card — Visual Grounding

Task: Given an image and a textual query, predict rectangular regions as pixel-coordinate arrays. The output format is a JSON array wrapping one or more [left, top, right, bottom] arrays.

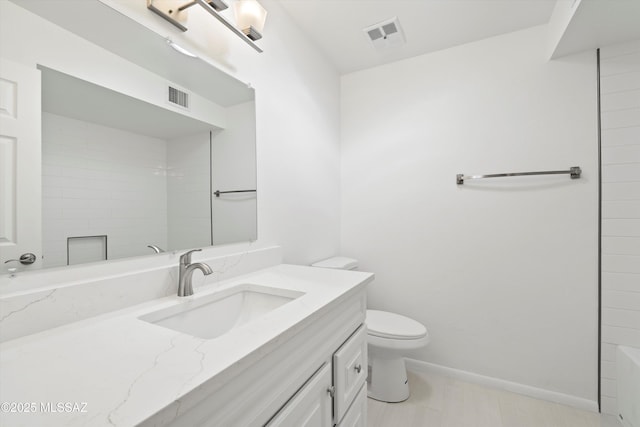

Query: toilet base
[[367, 351, 410, 403]]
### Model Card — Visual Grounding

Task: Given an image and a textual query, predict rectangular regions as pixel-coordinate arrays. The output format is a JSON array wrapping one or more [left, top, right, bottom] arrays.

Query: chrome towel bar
[[456, 166, 581, 185], [214, 189, 257, 197]]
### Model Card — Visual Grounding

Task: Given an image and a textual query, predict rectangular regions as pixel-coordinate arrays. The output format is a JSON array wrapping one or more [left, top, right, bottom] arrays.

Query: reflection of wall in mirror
[[41, 113, 169, 267], [212, 101, 257, 245], [42, 114, 218, 267], [167, 132, 212, 250]]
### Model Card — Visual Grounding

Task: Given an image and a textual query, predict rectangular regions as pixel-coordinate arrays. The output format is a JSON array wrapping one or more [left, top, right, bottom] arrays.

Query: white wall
[[42, 113, 168, 267], [341, 25, 599, 404], [599, 39, 640, 415], [167, 132, 211, 251]]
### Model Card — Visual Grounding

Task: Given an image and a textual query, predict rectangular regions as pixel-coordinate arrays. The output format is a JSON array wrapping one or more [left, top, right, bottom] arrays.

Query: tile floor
[[367, 370, 621, 427]]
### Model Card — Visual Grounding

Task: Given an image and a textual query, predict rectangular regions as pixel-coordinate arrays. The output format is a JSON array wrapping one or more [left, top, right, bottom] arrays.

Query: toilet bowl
[[311, 257, 430, 403], [366, 309, 429, 402]]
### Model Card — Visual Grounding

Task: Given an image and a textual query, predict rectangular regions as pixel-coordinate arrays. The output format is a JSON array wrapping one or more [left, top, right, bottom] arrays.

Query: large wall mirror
[[0, 0, 257, 272]]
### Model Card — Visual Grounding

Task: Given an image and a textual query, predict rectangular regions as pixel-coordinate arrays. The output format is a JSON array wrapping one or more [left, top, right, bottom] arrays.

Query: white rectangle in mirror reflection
[[67, 235, 107, 266], [0, 136, 16, 244]]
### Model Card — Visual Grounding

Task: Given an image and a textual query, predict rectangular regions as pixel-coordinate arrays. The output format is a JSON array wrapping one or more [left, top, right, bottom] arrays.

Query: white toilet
[[311, 257, 429, 402]]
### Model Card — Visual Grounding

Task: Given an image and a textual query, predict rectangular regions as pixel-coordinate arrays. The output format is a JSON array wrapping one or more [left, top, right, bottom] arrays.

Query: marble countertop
[[0, 264, 373, 426]]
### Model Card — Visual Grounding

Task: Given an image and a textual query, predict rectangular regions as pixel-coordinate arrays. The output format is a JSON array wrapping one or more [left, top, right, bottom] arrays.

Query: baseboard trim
[[405, 358, 599, 413]]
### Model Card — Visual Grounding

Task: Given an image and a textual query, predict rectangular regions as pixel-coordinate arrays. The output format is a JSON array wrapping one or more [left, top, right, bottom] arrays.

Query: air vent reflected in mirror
[[168, 86, 190, 109]]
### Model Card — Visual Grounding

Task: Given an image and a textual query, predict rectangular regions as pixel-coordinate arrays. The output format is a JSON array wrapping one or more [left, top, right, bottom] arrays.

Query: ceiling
[[277, 0, 557, 74]]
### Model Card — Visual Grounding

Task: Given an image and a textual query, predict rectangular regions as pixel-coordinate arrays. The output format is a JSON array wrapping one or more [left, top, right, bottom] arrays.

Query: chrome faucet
[[178, 249, 213, 297], [147, 244, 164, 254]]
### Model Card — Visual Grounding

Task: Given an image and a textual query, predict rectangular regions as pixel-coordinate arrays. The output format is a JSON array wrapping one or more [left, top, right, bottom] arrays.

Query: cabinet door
[[267, 363, 332, 427], [333, 324, 367, 422], [337, 384, 367, 427]]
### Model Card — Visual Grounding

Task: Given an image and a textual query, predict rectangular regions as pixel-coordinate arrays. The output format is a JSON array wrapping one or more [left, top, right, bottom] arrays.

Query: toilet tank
[[311, 257, 358, 271]]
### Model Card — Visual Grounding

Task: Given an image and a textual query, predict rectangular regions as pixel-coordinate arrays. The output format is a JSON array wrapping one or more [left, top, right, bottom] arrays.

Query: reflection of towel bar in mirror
[[214, 189, 257, 197], [456, 166, 582, 185]]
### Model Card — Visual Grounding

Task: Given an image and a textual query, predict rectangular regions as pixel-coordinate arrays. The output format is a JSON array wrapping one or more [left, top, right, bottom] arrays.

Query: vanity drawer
[[333, 324, 367, 423]]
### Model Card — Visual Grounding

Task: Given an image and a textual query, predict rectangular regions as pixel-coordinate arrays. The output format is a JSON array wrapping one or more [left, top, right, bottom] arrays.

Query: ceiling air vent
[[168, 86, 190, 109], [363, 17, 406, 51]]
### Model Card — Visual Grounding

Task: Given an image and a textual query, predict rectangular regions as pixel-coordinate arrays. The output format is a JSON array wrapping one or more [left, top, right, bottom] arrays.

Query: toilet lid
[[311, 257, 358, 270], [366, 310, 427, 340]]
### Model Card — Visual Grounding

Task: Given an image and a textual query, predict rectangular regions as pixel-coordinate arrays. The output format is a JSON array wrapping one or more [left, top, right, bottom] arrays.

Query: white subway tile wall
[[600, 39, 640, 415], [41, 113, 168, 267], [166, 132, 211, 250]]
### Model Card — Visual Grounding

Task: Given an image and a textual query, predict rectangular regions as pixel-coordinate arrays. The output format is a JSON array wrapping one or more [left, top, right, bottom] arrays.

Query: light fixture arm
[[178, 0, 227, 12], [177, 1, 198, 12], [147, 0, 264, 53]]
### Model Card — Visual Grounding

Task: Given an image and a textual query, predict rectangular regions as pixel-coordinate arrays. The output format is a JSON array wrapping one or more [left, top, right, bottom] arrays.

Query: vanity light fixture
[[233, 0, 267, 41], [147, 0, 266, 53]]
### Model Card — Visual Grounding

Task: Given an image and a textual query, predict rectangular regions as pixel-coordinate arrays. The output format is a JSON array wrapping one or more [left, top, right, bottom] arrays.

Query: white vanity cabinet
[[152, 287, 369, 427], [268, 324, 367, 427], [0, 264, 374, 427]]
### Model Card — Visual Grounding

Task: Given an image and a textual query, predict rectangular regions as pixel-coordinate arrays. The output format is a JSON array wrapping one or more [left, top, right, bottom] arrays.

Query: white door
[[267, 363, 333, 427], [0, 58, 42, 271]]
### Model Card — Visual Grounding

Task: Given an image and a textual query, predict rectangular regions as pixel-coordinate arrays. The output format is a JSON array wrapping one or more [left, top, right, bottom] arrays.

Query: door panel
[[337, 384, 367, 427], [333, 325, 367, 422], [267, 363, 332, 427], [0, 59, 42, 271]]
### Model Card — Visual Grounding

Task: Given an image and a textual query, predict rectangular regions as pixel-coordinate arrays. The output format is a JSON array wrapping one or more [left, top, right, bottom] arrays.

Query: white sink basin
[[139, 284, 304, 339]]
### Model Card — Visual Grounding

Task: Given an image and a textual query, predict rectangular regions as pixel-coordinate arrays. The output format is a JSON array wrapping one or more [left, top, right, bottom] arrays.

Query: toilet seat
[[366, 309, 427, 340]]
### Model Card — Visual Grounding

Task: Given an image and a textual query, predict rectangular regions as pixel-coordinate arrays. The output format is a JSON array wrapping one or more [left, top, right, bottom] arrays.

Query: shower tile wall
[[42, 113, 168, 267], [599, 39, 640, 415]]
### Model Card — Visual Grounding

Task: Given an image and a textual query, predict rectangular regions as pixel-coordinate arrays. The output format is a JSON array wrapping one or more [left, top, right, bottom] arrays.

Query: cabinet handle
[[354, 364, 362, 374]]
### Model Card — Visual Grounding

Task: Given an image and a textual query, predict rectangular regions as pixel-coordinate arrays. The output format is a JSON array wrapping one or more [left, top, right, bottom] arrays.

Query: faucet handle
[[147, 244, 164, 254], [180, 249, 202, 265]]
